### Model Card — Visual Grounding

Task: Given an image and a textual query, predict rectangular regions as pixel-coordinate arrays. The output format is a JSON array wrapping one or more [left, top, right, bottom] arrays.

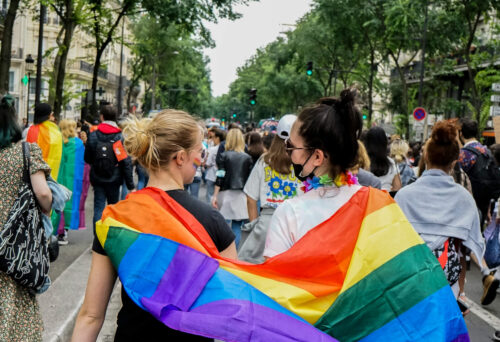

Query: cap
[[276, 114, 297, 139]]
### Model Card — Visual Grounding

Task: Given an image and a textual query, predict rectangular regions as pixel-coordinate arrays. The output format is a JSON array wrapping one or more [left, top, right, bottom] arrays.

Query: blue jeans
[[120, 179, 128, 200], [205, 180, 215, 203], [185, 177, 201, 199], [136, 165, 149, 190], [226, 219, 247, 248], [93, 185, 120, 236]]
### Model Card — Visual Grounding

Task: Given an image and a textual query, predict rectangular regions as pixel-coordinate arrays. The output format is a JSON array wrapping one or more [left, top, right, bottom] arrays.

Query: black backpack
[[94, 138, 118, 179], [463, 146, 500, 205]]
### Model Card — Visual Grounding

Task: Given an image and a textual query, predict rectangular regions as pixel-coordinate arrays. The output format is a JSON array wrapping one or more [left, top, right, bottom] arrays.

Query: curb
[[39, 247, 92, 342]]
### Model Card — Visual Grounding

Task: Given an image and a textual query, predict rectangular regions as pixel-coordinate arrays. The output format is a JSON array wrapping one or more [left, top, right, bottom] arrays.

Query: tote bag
[[0, 142, 50, 291]]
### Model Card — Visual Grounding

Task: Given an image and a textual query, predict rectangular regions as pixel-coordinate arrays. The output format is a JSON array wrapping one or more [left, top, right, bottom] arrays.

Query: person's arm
[[211, 185, 220, 209], [391, 173, 402, 192], [220, 242, 237, 259], [72, 252, 117, 342], [31, 171, 52, 214], [247, 196, 258, 222]]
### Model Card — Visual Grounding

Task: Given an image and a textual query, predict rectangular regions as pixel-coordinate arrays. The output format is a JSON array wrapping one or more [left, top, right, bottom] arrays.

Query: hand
[[211, 196, 218, 209]]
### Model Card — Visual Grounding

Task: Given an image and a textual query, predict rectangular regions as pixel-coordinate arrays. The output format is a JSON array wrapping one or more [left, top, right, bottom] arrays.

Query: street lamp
[[25, 54, 35, 122]]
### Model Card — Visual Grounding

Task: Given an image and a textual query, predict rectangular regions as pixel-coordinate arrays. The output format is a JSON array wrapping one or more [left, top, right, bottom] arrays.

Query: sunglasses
[[285, 138, 313, 156]]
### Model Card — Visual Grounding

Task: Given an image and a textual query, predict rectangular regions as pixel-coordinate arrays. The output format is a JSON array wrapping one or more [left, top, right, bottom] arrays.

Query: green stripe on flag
[[105, 226, 140, 269], [314, 243, 448, 341]]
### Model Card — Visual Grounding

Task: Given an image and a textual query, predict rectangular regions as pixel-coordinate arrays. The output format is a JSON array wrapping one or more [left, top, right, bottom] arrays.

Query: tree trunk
[[89, 48, 103, 121], [48, 26, 65, 107], [0, 0, 21, 94], [53, 18, 76, 120]]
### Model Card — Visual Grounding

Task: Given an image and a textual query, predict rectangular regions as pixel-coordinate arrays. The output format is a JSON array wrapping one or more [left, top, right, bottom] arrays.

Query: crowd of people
[[1, 88, 500, 341]]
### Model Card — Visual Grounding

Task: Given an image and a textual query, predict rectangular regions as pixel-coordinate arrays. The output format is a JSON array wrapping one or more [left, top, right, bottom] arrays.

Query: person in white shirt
[[205, 129, 225, 203], [239, 115, 302, 263]]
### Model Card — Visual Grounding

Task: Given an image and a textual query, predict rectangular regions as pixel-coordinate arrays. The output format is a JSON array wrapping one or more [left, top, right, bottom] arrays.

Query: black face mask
[[292, 152, 316, 182]]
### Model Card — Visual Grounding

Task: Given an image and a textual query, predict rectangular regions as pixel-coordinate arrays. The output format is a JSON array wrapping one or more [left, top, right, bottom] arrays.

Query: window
[[8, 70, 14, 92]]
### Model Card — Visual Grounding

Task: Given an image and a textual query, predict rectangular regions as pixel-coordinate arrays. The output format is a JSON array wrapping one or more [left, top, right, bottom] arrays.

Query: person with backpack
[[458, 118, 500, 228], [84, 105, 134, 235]]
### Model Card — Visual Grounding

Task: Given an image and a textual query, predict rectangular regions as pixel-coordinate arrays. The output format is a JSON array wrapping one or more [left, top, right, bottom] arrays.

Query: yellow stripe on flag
[[44, 121, 62, 179], [340, 203, 424, 293], [97, 217, 140, 248], [221, 266, 338, 324]]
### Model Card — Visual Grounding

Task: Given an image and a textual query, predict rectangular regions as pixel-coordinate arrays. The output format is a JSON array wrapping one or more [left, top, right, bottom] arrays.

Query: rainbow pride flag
[[51, 137, 85, 231], [26, 120, 63, 179], [96, 187, 469, 341]]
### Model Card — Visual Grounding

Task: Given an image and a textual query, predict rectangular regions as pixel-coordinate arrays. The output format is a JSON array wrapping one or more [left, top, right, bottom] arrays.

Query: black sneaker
[[57, 235, 68, 246], [481, 274, 499, 305]]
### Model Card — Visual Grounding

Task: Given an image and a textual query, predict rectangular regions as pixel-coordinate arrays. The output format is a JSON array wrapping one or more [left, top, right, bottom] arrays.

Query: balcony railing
[[80, 60, 108, 79]]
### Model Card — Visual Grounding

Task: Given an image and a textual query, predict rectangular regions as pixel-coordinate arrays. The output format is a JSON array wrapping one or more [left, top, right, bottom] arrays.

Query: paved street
[[41, 183, 500, 341]]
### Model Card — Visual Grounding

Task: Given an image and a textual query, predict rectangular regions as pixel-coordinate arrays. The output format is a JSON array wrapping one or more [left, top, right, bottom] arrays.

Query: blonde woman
[[211, 128, 253, 247], [390, 138, 415, 187], [52, 119, 85, 244], [72, 110, 236, 341]]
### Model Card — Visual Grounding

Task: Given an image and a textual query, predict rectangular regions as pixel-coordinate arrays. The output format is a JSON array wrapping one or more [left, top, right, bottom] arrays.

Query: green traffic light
[[250, 100, 256, 105], [232, 114, 236, 118], [362, 115, 367, 120], [306, 70, 312, 76]]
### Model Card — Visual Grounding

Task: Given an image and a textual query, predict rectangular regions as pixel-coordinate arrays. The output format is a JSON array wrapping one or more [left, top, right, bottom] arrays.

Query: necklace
[[300, 171, 359, 193]]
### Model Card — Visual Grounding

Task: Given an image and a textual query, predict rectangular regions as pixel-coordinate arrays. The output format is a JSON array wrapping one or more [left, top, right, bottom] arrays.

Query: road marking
[[464, 297, 500, 329]]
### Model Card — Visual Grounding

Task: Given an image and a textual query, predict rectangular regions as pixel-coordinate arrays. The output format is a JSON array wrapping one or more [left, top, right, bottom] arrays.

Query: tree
[[0, 0, 22, 94], [48, 0, 90, 120]]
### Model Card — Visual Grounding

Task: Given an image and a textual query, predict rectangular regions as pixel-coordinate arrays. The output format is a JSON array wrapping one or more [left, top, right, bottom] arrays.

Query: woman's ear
[[312, 149, 325, 167], [174, 150, 187, 167]]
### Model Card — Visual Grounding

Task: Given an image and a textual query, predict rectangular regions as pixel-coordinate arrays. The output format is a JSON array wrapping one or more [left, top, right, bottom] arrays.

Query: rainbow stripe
[[26, 120, 63, 179], [96, 187, 469, 341], [51, 137, 86, 231]]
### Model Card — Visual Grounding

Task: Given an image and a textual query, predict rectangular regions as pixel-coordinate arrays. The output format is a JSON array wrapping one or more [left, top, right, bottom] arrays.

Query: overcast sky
[[204, 0, 313, 97]]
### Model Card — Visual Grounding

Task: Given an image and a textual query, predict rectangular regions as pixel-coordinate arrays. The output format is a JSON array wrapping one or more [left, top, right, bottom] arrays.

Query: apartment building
[[0, 4, 140, 122]]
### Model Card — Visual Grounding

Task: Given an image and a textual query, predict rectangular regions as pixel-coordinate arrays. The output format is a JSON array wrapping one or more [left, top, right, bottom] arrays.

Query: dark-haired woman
[[0, 95, 52, 342], [395, 121, 484, 303], [364, 126, 402, 192], [263, 91, 363, 258], [239, 114, 302, 263], [246, 131, 265, 166]]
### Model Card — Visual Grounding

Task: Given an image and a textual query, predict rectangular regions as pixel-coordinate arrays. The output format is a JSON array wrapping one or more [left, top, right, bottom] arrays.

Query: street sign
[[492, 83, 500, 91], [413, 107, 426, 121], [490, 106, 500, 117], [491, 95, 500, 103]]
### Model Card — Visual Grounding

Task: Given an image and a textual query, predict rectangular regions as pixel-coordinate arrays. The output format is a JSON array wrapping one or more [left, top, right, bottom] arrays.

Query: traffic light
[[221, 118, 225, 122], [249, 88, 257, 105], [306, 61, 313, 76], [362, 114, 367, 120], [232, 113, 237, 118]]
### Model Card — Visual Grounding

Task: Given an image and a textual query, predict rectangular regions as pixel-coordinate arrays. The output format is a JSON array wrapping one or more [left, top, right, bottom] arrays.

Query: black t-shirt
[[92, 189, 235, 342]]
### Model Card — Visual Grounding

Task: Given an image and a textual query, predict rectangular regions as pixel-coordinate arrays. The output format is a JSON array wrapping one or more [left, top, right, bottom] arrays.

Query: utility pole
[[117, 18, 125, 117], [419, 0, 429, 140], [35, 3, 45, 105]]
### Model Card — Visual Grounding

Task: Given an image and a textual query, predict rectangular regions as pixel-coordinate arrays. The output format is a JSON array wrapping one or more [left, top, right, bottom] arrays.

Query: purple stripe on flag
[[140, 244, 219, 316], [139, 244, 335, 342], [78, 164, 90, 229], [451, 333, 470, 342]]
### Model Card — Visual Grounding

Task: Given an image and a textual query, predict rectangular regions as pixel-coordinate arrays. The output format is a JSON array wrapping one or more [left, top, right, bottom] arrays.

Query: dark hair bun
[[340, 88, 357, 105], [431, 121, 457, 145]]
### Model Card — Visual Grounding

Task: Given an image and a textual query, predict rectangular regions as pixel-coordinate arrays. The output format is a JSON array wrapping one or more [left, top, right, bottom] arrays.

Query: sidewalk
[[39, 247, 122, 342]]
